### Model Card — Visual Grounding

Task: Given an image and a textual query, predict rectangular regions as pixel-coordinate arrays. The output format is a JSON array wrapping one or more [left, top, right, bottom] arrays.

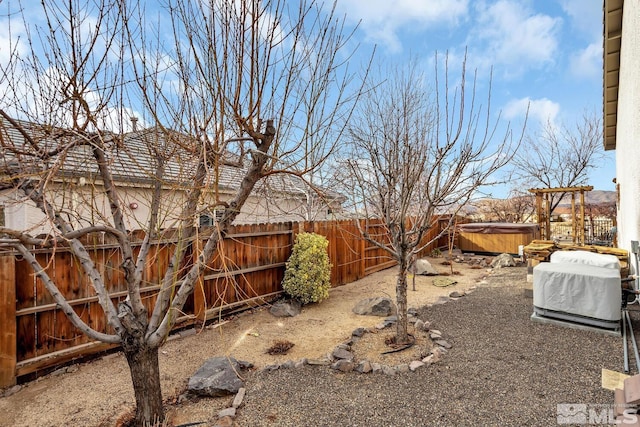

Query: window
[[198, 207, 224, 227]]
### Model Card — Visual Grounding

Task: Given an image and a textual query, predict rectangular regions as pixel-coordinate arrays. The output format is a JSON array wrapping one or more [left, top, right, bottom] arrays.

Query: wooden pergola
[[528, 186, 594, 245]]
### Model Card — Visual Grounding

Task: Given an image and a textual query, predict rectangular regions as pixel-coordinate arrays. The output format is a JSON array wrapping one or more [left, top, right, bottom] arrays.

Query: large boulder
[[491, 253, 516, 268], [352, 297, 394, 316], [413, 258, 439, 276], [269, 299, 302, 317], [188, 356, 247, 397]]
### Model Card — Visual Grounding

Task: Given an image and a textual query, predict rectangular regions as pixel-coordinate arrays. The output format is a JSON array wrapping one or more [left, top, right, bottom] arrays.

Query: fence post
[[0, 255, 16, 387]]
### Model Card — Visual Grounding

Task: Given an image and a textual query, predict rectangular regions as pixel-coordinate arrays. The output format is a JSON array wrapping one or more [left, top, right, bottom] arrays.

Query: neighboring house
[[0, 119, 344, 235], [603, 0, 639, 254]]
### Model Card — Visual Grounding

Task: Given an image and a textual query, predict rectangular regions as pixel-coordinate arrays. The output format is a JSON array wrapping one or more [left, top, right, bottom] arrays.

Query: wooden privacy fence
[[0, 218, 444, 386]]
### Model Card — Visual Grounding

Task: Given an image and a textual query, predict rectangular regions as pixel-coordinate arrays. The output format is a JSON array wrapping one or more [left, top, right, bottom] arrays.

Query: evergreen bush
[[281, 232, 332, 304]]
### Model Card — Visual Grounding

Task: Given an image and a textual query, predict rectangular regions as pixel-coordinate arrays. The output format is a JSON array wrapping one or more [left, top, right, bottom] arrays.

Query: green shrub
[[282, 232, 332, 304]]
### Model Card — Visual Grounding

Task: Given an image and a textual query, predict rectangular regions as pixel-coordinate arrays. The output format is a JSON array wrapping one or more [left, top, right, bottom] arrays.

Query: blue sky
[[329, 0, 615, 195], [0, 0, 614, 197]]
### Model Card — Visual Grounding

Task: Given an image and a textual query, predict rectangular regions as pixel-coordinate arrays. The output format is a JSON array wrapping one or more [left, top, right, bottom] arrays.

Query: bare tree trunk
[[395, 255, 410, 345], [123, 343, 164, 426]]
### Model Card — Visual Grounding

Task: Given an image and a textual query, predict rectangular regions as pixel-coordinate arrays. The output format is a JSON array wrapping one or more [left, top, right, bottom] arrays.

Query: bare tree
[[342, 56, 524, 344], [511, 110, 604, 213], [0, 0, 367, 424], [470, 191, 535, 223]]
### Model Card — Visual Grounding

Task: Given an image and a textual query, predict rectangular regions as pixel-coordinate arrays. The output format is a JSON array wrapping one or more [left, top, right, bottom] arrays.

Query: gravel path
[[235, 267, 623, 426]]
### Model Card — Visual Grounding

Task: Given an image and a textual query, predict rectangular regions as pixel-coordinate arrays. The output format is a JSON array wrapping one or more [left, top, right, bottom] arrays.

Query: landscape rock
[[413, 258, 439, 275], [294, 358, 307, 368], [382, 365, 397, 376], [188, 357, 245, 397], [396, 364, 410, 373], [449, 291, 465, 298], [355, 360, 372, 373], [409, 360, 425, 371], [371, 362, 382, 373], [218, 407, 236, 418], [269, 299, 302, 317], [434, 339, 452, 349], [331, 360, 355, 372], [422, 354, 435, 365], [307, 358, 331, 366], [352, 297, 394, 317], [332, 347, 355, 361], [280, 360, 295, 369], [491, 253, 516, 268], [414, 319, 430, 332], [232, 388, 246, 408], [352, 327, 367, 337], [375, 320, 395, 329]]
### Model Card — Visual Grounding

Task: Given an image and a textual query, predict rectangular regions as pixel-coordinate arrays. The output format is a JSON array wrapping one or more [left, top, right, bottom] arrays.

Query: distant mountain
[[556, 190, 616, 206]]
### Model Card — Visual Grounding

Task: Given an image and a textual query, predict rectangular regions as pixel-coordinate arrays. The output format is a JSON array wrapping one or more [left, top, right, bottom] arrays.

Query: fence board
[[0, 256, 16, 386]]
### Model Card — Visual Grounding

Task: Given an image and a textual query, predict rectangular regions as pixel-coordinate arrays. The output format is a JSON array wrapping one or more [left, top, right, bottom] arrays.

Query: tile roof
[[0, 119, 343, 203]]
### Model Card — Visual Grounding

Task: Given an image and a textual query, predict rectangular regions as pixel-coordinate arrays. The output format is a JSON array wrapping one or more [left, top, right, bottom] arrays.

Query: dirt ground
[[0, 255, 505, 427]]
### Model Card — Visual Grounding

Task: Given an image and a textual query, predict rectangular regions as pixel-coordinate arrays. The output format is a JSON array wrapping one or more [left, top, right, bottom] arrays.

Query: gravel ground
[[234, 267, 624, 426]]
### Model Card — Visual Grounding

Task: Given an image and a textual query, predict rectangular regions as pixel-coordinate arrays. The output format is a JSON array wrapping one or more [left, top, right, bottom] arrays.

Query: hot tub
[[457, 223, 540, 255]]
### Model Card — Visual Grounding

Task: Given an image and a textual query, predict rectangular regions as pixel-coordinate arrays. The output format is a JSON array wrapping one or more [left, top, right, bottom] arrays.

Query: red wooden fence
[[0, 218, 445, 386]]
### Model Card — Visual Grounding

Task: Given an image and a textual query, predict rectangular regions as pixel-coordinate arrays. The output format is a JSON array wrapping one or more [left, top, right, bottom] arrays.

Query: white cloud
[[504, 97, 559, 126], [559, 0, 602, 40], [335, 0, 469, 52], [569, 41, 602, 79], [469, 0, 561, 77]]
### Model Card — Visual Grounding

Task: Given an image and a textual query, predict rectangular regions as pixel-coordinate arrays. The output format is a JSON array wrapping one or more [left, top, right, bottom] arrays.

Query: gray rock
[[232, 388, 246, 408], [422, 354, 435, 364], [280, 360, 295, 369], [332, 347, 355, 361], [490, 253, 516, 268], [409, 360, 425, 371], [307, 358, 331, 366], [353, 297, 394, 317], [352, 327, 367, 337], [218, 407, 236, 418], [449, 291, 465, 298], [434, 339, 452, 349], [263, 364, 280, 372], [331, 360, 355, 372], [355, 360, 372, 373], [294, 358, 307, 368], [375, 319, 395, 329], [414, 319, 430, 332], [188, 357, 245, 397], [382, 365, 397, 375], [396, 364, 410, 373], [413, 258, 439, 275], [269, 299, 302, 317]]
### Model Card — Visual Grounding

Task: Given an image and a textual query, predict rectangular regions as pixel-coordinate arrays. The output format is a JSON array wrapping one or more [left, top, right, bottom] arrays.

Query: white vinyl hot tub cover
[[533, 262, 621, 322], [550, 250, 620, 270]]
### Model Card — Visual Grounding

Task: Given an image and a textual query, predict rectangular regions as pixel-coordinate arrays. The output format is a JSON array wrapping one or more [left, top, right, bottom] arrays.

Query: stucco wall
[[0, 183, 338, 235], [616, 0, 640, 254]]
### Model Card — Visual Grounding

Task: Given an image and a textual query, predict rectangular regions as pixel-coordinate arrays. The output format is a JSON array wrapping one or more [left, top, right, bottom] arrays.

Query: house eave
[[603, 0, 623, 151]]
